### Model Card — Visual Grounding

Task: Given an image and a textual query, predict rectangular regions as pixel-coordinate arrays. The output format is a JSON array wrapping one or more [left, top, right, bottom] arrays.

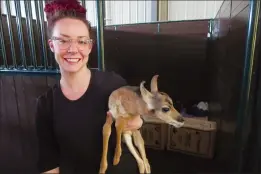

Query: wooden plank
[[116, 23, 158, 34], [22, 76, 49, 168], [13, 75, 32, 164], [22, 76, 48, 128], [0, 75, 6, 152], [159, 21, 209, 35], [0, 75, 51, 171], [0, 75, 23, 167], [12, 75, 48, 165]]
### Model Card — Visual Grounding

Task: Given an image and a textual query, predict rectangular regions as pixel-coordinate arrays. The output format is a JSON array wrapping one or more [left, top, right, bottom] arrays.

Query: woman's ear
[[48, 39, 54, 52]]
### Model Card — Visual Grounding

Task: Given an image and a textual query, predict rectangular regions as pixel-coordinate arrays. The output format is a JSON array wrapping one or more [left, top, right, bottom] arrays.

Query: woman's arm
[[44, 167, 59, 173], [35, 90, 60, 173]]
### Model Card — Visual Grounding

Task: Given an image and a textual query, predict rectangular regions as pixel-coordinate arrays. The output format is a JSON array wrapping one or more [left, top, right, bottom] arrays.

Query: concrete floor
[[146, 149, 234, 173]]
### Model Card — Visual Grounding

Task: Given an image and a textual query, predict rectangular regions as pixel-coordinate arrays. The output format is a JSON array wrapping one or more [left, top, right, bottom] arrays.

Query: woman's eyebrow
[[60, 34, 88, 38], [78, 36, 89, 38], [60, 34, 70, 37]]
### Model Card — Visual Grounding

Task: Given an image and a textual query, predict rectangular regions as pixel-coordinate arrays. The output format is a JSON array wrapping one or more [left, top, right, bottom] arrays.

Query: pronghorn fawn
[[99, 75, 185, 174]]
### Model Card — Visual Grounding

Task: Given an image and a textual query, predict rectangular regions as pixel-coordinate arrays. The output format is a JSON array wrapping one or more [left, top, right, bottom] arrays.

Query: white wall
[[1, 0, 224, 25], [168, 1, 224, 21], [104, 1, 157, 25], [0, 0, 156, 26]]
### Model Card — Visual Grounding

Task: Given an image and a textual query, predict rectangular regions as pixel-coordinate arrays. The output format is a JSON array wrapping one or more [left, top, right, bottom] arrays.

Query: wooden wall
[[0, 75, 59, 172], [207, 0, 250, 168], [104, 20, 210, 106]]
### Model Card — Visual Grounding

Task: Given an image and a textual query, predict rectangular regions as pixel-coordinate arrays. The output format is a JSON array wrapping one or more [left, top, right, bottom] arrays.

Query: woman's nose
[[67, 42, 78, 53]]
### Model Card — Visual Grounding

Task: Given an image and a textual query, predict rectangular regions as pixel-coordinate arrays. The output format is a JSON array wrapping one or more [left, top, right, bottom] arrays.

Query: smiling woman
[[35, 0, 143, 174], [48, 18, 93, 73]]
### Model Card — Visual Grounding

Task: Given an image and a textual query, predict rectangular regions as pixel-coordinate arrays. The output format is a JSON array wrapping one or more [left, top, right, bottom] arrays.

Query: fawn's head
[[140, 75, 185, 128]]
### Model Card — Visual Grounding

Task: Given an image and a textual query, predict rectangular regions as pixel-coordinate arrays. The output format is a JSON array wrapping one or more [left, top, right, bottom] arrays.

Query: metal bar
[[236, 0, 260, 172], [96, 0, 105, 71], [0, 69, 59, 75], [33, 0, 41, 70], [0, 10, 7, 68], [14, 0, 27, 69], [0, 68, 99, 75], [157, 23, 160, 33], [5, 0, 17, 68], [34, 0, 45, 68], [24, 1, 37, 68], [37, 1, 48, 69], [81, 0, 86, 9], [105, 18, 212, 27]]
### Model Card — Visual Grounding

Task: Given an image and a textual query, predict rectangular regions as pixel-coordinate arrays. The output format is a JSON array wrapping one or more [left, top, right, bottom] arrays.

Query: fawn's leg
[[113, 117, 126, 165], [99, 114, 113, 174], [123, 131, 145, 173], [133, 129, 151, 173]]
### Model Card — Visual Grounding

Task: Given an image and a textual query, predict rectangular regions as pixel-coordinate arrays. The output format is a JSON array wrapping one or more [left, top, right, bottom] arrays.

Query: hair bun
[[44, 0, 86, 16]]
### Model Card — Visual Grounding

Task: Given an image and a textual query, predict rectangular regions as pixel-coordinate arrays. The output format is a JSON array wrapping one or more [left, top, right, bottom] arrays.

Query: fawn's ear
[[140, 81, 154, 108], [150, 75, 159, 93]]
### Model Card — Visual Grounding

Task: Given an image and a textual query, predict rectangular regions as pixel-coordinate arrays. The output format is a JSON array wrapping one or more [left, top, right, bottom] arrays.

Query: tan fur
[[99, 75, 185, 174]]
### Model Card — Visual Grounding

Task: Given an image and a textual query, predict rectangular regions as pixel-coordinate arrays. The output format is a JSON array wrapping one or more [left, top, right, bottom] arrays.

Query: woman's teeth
[[65, 58, 81, 63]]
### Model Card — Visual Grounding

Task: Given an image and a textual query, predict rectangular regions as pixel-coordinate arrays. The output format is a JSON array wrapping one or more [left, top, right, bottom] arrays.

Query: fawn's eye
[[162, 107, 170, 113]]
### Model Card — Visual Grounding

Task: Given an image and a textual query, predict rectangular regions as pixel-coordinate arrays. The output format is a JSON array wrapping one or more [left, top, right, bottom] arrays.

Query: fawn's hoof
[[99, 168, 106, 174], [99, 162, 108, 174], [137, 160, 145, 174], [144, 159, 151, 173], [113, 148, 122, 165], [113, 156, 120, 165]]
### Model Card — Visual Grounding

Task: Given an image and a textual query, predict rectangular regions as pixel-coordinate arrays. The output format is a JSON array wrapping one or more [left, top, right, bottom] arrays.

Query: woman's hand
[[107, 112, 143, 131], [125, 115, 143, 131]]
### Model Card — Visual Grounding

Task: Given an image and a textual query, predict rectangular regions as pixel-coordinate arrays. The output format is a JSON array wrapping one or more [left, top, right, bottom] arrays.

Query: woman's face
[[48, 18, 93, 73]]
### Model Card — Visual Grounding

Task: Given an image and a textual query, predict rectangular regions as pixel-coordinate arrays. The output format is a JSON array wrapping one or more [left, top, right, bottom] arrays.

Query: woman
[[36, 0, 143, 173]]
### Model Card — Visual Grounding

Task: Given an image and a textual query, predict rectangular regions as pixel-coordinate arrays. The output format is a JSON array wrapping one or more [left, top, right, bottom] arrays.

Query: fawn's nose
[[177, 115, 185, 123]]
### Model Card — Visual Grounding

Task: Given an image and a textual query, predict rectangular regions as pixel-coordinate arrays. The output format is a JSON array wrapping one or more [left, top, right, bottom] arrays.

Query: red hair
[[44, 0, 86, 20], [44, 0, 93, 38]]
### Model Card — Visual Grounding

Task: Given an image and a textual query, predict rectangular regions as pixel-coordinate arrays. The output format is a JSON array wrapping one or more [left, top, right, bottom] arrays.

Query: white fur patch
[[147, 103, 154, 110], [109, 108, 117, 119], [109, 99, 128, 119]]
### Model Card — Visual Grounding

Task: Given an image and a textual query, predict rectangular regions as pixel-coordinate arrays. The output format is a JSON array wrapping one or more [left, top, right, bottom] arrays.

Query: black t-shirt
[[35, 69, 139, 174]]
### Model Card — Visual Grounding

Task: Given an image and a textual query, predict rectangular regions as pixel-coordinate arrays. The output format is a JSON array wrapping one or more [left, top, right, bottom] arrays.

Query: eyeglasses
[[51, 36, 93, 50]]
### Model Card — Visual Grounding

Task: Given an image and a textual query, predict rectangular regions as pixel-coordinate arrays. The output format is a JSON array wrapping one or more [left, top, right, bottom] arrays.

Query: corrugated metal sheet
[[104, 1, 155, 25], [168, 1, 224, 21], [0, 0, 155, 26]]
